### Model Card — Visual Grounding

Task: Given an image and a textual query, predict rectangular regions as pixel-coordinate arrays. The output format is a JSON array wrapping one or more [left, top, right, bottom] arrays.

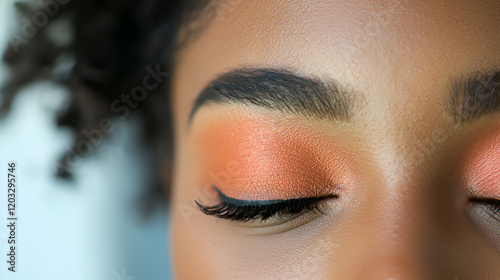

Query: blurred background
[[0, 1, 172, 279]]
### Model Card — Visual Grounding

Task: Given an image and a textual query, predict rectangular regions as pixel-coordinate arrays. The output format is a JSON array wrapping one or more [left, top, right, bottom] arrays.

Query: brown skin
[[169, 1, 500, 279]]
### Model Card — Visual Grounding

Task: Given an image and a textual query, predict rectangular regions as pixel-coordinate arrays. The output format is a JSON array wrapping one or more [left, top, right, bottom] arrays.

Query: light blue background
[[0, 1, 173, 279]]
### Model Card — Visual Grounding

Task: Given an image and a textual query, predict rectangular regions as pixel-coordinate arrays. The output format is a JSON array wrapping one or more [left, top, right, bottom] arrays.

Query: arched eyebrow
[[188, 68, 355, 124], [451, 70, 500, 124], [189, 68, 500, 126]]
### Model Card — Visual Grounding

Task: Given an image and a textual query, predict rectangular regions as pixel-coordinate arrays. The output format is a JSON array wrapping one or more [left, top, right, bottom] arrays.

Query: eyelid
[[460, 124, 500, 200], [193, 112, 355, 201]]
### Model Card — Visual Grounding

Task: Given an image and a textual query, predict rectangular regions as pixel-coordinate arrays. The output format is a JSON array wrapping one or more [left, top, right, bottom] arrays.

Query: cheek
[[193, 115, 355, 200], [463, 128, 500, 199]]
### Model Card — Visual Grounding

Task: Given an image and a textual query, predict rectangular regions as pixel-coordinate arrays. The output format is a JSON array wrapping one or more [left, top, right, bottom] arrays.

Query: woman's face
[[170, 1, 500, 278]]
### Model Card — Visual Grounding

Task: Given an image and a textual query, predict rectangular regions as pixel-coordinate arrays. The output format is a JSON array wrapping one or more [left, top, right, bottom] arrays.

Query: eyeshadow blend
[[463, 123, 500, 199], [193, 113, 355, 201]]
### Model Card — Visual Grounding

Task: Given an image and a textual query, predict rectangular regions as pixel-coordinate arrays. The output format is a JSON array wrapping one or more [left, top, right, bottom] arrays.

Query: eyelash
[[470, 197, 500, 222], [195, 186, 335, 222]]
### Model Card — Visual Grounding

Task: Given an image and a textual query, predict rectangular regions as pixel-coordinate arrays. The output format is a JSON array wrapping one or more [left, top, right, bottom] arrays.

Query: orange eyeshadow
[[193, 114, 355, 201], [462, 124, 500, 199]]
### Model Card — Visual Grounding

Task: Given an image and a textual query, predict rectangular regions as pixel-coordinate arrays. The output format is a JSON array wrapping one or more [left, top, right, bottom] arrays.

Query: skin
[[169, 0, 500, 279]]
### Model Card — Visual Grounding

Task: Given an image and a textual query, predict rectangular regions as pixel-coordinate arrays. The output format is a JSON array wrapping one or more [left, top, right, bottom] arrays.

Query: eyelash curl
[[195, 186, 335, 222]]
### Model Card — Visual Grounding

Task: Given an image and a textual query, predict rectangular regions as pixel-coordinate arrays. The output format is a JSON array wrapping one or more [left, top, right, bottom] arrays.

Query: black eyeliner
[[214, 186, 305, 207]]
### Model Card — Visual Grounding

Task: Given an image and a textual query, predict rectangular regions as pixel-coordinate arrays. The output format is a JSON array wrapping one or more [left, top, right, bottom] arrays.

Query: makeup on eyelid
[[463, 124, 500, 199], [193, 114, 355, 201]]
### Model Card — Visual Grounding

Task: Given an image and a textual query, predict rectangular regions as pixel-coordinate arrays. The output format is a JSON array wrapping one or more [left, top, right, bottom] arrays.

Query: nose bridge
[[331, 83, 454, 278], [351, 97, 451, 278], [352, 143, 433, 279], [357, 177, 429, 280]]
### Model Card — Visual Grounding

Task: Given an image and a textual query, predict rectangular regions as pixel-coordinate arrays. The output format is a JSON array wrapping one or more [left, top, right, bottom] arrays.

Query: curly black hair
[[1, 0, 215, 214]]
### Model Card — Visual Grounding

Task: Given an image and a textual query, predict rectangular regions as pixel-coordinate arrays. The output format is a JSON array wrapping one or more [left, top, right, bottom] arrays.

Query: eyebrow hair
[[451, 70, 500, 124], [190, 68, 500, 127], [189, 68, 354, 123]]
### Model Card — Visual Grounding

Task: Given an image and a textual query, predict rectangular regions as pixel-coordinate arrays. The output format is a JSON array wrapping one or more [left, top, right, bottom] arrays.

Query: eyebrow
[[451, 70, 500, 124], [190, 68, 500, 126], [189, 68, 354, 123]]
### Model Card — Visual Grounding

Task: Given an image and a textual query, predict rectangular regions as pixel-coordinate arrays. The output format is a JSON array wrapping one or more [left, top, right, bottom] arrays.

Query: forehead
[[173, 0, 499, 122]]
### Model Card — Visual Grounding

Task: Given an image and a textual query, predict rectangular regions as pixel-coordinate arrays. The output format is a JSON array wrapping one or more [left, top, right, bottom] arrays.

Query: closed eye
[[470, 197, 500, 222], [195, 186, 337, 222]]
